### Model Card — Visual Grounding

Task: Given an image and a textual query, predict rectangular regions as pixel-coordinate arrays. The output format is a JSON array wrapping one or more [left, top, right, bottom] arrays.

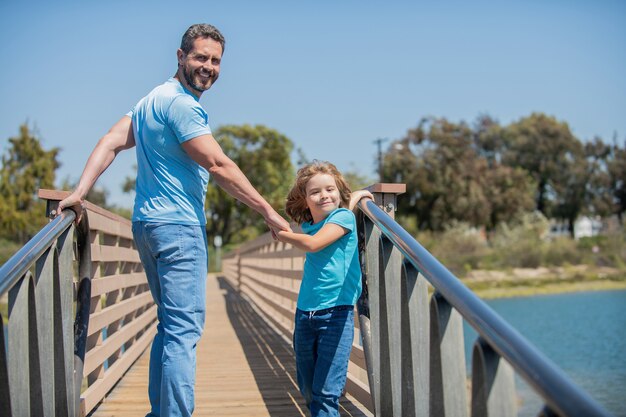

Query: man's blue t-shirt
[[297, 208, 362, 311], [128, 78, 212, 225]]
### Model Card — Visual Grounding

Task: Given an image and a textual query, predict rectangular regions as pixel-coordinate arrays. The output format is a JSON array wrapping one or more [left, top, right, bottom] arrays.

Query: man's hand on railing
[[56, 191, 86, 224], [349, 190, 374, 211], [265, 211, 292, 240]]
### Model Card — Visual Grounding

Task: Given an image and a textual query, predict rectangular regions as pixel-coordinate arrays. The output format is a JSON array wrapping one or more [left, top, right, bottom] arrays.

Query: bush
[[0, 238, 21, 268], [543, 237, 581, 266], [578, 231, 626, 268], [417, 222, 489, 276], [488, 212, 549, 269]]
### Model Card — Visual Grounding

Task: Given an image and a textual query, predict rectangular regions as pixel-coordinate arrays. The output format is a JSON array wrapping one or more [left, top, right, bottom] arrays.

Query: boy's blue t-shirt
[[128, 78, 212, 225], [297, 208, 362, 311]]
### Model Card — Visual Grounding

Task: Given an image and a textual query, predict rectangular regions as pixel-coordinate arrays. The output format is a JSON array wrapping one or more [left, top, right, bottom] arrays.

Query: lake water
[[463, 290, 626, 417]]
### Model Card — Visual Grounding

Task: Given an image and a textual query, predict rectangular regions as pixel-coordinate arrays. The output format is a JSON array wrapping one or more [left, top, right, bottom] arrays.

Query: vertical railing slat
[[362, 217, 384, 416], [471, 337, 516, 417], [8, 273, 44, 417], [35, 247, 56, 417], [381, 236, 403, 417], [56, 227, 75, 416], [0, 313, 12, 416], [402, 261, 430, 417], [430, 292, 468, 417]]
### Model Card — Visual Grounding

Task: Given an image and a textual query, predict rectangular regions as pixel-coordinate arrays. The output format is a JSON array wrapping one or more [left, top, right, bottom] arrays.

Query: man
[[58, 24, 291, 417]]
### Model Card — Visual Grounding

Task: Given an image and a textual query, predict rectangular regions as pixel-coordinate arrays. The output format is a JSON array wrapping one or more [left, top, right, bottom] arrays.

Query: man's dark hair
[[181, 24, 225, 53]]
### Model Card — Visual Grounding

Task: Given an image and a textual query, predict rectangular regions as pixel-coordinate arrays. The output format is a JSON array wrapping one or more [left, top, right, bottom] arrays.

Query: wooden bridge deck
[[90, 274, 372, 417]]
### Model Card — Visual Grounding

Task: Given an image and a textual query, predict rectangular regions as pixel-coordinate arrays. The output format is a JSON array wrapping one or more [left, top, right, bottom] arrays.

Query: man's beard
[[182, 65, 216, 93]]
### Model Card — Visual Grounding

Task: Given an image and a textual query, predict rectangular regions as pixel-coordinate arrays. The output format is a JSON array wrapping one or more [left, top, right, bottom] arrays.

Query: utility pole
[[373, 137, 388, 182]]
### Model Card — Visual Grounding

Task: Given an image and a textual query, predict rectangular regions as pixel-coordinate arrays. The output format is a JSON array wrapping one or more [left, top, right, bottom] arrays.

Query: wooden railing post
[[359, 183, 406, 416], [365, 183, 406, 221]]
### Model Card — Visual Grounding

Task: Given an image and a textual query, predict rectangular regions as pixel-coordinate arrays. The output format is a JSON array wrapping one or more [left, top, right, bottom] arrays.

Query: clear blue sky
[[1, 0, 625, 208]]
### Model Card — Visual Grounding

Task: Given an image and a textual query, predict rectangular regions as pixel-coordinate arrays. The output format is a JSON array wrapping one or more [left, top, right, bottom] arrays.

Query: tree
[[60, 176, 109, 207], [501, 113, 583, 217], [205, 124, 294, 246], [577, 138, 614, 220], [384, 117, 530, 231], [0, 124, 60, 243], [342, 167, 374, 191], [606, 137, 626, 223]]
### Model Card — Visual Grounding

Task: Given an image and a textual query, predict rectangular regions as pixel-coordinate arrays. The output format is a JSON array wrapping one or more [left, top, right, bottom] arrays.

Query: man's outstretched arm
[[182, 134, 291, 232], [58, 116, 135, 220]]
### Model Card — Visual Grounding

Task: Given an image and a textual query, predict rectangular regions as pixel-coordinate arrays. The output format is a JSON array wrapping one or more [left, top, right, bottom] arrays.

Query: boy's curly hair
[[285, 160, 352, 225]]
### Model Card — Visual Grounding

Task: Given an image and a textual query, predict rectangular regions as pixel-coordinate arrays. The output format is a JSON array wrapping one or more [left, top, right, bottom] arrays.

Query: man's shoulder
[[149, 79, 188, 100], [141, 79, 203, 116]]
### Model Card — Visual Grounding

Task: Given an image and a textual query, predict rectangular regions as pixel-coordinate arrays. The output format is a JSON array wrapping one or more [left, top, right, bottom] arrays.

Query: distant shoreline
[[461, 265, 626, 299], [471, 278, 626, 299]]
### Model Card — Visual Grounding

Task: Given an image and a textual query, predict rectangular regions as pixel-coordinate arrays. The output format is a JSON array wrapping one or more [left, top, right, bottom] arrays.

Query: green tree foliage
[[342, 168, 374, 191], [501, 113, 582, 216], [60, 176, 109, 207], [606, 137, 626, 222], [0, 124, 60, 243], [383, 117, 534, 231], [205, 124, 294, 246], [583, 138, 614, 218]]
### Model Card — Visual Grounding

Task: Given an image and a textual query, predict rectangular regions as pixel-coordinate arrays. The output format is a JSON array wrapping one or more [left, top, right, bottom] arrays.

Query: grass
[[470, 278, 626, 299], [0, 300, 7, 321]]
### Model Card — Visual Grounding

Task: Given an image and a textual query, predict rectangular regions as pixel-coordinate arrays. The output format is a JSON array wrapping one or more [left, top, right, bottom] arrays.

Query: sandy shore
[[462, 265, 626, 299]]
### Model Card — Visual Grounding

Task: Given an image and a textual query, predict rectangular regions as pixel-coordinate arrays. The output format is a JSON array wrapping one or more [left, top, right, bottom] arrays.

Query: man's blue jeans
[[132, 222, 208, 417], [294, 306, 354, 417]]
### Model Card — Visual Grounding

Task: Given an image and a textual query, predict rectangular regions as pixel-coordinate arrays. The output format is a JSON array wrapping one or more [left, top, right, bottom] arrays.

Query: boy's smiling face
[[305, 173, 341, 223]]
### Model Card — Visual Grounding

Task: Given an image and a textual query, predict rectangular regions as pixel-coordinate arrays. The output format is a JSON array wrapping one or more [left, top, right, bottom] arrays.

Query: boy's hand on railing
[[349, 190, 374, 211], [56, 191, 86, 224]]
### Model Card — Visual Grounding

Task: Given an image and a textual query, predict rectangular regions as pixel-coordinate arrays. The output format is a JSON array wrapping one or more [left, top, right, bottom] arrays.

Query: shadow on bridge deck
[[217, 276, 370, 417], [89, 274, 370, 417]]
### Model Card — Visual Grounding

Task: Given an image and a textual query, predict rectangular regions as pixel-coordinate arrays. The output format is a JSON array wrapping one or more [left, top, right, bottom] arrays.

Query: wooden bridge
[[0, 186, 614, 417], [89, 273, 370, 417]]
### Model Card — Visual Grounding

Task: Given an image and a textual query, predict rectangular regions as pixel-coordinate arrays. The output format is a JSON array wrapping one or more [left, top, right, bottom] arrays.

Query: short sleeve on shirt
[[326, 209, 355, 232], [167, 95, 212, 143]]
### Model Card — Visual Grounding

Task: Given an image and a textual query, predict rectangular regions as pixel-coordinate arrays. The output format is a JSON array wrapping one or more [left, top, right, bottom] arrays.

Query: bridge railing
[[0, 189, 157, 417], [223, 183, 613, 417]]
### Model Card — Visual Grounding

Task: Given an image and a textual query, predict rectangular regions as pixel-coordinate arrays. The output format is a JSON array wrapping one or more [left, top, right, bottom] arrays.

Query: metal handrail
[[357, 198, 611, 417], [0, 209, 75, 295]]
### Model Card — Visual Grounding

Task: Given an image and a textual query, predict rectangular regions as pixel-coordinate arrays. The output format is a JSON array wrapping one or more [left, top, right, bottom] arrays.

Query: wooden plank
[[90, 273, 148, 298], [86, 211, 133, 240], [87, 292, 153, 336], [243, 248, 304, 260], [241, 271, 299, 301], [81, 323, 157, 415], [83, 305, 157, 376], [240, 265, 303, 280], [241, 280, 294, 323], [90, 244, 140, 263]]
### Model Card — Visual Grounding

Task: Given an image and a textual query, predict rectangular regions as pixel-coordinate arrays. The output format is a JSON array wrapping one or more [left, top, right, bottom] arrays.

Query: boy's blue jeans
[[132, 222, 208, 417], [294, 306, 354, 417]]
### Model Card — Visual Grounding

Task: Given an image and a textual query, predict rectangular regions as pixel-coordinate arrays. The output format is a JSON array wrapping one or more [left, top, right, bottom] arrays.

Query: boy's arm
[[277, 223, 347, 252], [349, 190, 374, 211]]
